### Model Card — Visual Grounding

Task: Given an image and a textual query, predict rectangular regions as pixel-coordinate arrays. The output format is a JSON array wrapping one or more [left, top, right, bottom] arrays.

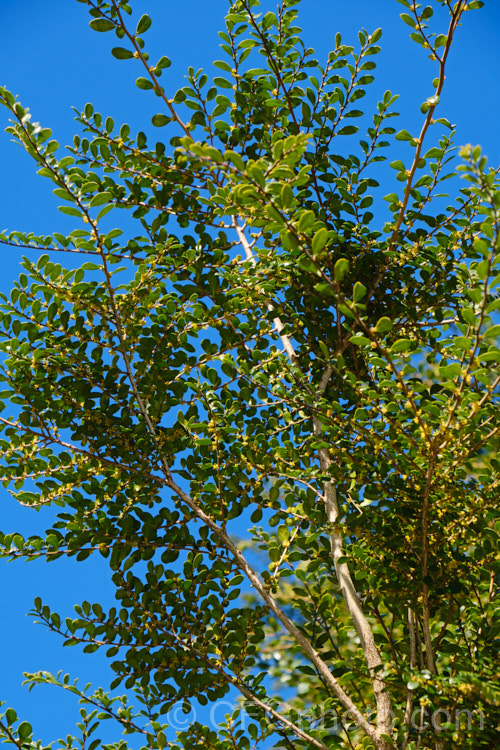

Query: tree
[[0, 0, 498, 748]]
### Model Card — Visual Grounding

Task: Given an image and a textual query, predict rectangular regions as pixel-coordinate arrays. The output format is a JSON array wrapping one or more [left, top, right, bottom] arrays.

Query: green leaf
[[156, 56, 171, 71], [96, 204, 114, 220], [136, 14, 152, 35], [213, 76, 233, 89], [483, 324, 500, 339], [152, 113, 170, 127], [248, 724, 258, 740], [400, 13, 416, 28], [226, 150, 245, 171], [390, 338, 413, 353], [58, 206, 83, 217], [277, 525, 289, 542], [213, 59, 232, 72], [111, 47, 133, 60], [262, 12, 277, 30], [375, 317, 393, 333], [89, 192, 111, 208], [298, 210, 315, 233], [390, 160, 406, 172], [5, 709, 17, 726], [298, 256, 320, 275], [461, 307, 477, 326], [338, 125, 359, 136], [395, 129, 415, 142], [314, 282, 336, 298], [17, 723, 32, 742], [268, 546, 281, 562], [350, 334, 371, 347], [453, 336, 471, 351], [311, 227, 329, 256], [281, 184, 293, 210], [352, 281, 367, 302], [334, 258, 349, 281], [136, 77, 154, 90], [439, 363, 461, 379], [89, 18, 115, 32]]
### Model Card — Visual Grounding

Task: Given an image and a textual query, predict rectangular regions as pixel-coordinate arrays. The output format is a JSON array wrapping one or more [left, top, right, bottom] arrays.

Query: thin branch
[[388, 1, 466, 252]]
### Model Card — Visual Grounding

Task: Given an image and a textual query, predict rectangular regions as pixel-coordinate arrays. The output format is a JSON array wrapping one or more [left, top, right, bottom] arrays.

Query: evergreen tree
[[0, 2, 498, 749]]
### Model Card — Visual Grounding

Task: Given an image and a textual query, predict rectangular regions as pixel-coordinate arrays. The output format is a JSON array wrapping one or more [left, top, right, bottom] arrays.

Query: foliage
[[0, 1, 498, 749]]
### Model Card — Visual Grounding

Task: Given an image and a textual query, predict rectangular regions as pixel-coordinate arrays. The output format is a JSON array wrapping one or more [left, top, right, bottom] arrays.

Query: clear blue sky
[[0, 0, 499, 744]]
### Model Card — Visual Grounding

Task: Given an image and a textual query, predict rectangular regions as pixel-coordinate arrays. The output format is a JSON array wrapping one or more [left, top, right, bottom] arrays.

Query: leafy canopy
[[0, 1, 498, 750]]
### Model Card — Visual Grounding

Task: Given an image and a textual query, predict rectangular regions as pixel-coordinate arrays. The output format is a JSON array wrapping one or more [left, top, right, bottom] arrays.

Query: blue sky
[[0, 0, 499, 744]]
